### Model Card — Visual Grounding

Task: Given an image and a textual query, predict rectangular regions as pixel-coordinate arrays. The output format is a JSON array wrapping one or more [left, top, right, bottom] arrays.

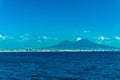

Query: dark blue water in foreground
[[0, 52, 120, 80]]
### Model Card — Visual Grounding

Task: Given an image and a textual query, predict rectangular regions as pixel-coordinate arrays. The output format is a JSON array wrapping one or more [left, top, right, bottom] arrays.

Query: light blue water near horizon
[[0, 52, 120, 79]]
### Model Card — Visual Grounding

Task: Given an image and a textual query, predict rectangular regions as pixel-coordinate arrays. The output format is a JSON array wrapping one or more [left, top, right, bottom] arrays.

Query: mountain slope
[[46, 39, 118, 50]]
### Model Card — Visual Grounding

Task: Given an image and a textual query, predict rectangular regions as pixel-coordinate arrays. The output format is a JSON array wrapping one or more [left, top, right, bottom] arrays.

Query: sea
[[0, 52, 120, 80]]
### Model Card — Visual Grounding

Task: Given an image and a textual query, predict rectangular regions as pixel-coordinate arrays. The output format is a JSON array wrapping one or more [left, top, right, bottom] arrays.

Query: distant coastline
[[0, 49, 120, 53]]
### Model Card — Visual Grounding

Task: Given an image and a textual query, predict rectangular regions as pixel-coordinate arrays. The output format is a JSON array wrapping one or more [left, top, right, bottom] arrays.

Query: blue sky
[[0, 0, 120, 49]]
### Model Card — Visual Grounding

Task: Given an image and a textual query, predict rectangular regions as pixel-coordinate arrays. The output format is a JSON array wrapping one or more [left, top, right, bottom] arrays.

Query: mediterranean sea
[[0, 52, 120, 80]]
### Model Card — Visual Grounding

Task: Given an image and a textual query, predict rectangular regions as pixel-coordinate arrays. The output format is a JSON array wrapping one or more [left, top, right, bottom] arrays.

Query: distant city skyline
[[0, 0, 120, 49]]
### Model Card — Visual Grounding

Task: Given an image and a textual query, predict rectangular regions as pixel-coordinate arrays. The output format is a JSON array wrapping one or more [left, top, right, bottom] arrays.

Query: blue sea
[[0, 52, 120, 80]]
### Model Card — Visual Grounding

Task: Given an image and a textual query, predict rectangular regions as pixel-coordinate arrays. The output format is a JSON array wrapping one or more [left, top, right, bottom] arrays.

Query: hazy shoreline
[[0, 50, 120, 53]]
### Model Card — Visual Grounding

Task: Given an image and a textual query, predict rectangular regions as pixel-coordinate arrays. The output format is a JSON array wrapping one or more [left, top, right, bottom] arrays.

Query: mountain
[[46, 39, 119, 50]]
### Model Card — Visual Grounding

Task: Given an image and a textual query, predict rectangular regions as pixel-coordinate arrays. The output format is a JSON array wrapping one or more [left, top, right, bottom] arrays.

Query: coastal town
[[0, 48, 119, 52]]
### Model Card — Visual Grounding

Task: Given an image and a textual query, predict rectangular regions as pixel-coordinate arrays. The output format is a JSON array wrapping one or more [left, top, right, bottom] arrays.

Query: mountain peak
[[46, 38, 119, 50], [76, 37, 82, 41]]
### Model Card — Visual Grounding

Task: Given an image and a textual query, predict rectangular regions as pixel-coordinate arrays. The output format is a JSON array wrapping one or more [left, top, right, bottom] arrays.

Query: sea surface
[[0, 52, 120, 80]]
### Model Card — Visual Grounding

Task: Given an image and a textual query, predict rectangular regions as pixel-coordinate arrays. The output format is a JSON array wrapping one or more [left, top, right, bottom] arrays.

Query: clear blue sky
[[0, 0, 120, 49]]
